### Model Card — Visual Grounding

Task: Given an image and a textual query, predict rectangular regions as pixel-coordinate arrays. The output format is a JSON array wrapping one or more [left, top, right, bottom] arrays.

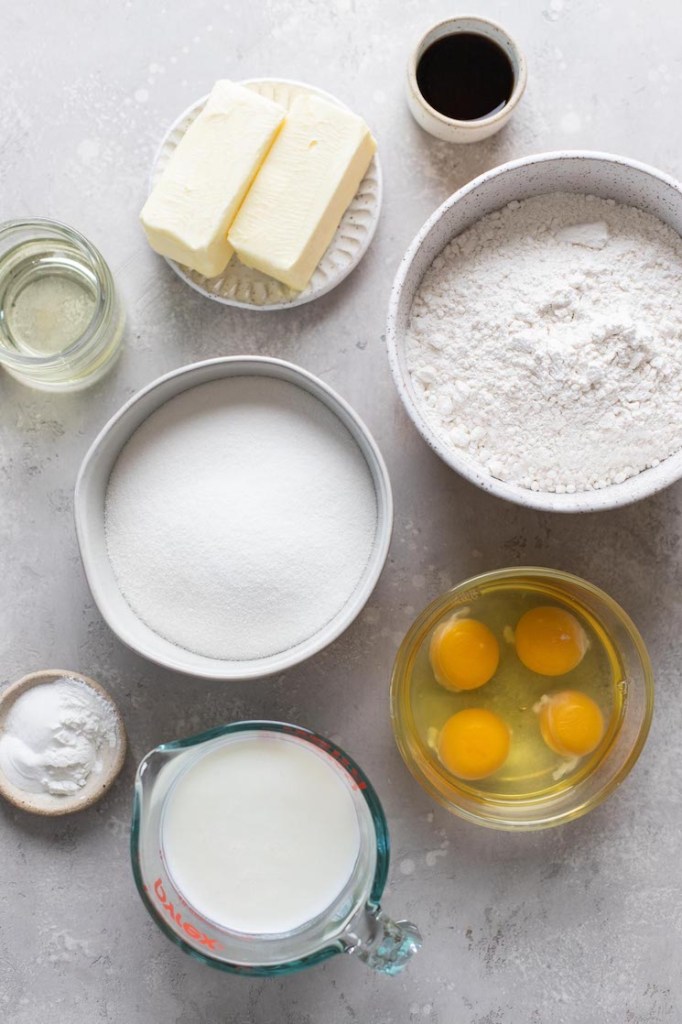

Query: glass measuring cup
[[131, 721, 422, 977]]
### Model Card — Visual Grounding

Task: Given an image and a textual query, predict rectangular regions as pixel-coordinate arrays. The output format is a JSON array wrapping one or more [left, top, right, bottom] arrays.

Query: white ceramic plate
[[387, 151, 682, 513], [149, 78, 382, 310]]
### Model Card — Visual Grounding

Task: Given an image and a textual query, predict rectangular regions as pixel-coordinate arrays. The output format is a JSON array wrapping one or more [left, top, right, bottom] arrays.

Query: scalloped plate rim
[[148, 77, 383, 311]]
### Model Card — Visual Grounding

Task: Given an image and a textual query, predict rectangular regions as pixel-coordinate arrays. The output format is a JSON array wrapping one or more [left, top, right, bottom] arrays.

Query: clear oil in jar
[[0, 220, 124, 391]]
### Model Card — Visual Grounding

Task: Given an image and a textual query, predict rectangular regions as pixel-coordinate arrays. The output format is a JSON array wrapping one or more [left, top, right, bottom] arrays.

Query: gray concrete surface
[[1, 1, 681, 1021]]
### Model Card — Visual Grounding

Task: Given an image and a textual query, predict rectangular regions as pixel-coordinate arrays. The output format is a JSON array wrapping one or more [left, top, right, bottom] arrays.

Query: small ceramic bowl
[[0, 670, 126, 816], [390, 568, 654, 831], [406, 16, 527, 143]]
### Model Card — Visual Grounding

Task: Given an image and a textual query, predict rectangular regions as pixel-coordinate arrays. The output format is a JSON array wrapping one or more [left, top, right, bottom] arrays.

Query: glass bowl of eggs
[[390, 567, 654, 830]]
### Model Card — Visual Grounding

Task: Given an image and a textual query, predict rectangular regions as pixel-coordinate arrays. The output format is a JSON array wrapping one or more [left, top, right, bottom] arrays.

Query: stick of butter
[[228, 94, 377, 291], [140, 81, 286, 278]]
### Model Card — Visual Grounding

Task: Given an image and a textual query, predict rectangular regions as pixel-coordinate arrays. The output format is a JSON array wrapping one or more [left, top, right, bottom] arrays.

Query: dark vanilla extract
[[416, 33, 514, 121]]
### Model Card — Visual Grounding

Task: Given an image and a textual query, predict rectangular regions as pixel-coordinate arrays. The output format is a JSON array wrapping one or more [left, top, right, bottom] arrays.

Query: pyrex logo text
[[153, 878, 223, 951]]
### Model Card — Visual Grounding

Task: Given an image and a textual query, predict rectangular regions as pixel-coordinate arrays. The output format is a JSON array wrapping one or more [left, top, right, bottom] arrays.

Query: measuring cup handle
[[341, 905, 422, 975]]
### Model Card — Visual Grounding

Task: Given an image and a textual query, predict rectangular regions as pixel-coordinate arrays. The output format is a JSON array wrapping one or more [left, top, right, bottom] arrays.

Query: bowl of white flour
[[387, 151, 682, 512], [75, 357, 392, 680]]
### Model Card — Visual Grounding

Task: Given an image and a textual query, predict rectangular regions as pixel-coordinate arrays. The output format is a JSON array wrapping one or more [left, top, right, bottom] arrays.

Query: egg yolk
[[438, 708, 511, 781], [537, 690, 605, 757], [515, 606, 586, 676], [429, 617, 500, 692]]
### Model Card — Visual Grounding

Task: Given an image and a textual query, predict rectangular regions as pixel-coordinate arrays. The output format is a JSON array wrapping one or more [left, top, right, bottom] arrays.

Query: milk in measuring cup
[[161, 734, 362, 934]]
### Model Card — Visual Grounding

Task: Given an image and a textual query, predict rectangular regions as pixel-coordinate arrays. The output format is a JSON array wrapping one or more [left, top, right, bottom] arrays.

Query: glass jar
[[0, 219, 124, 391]]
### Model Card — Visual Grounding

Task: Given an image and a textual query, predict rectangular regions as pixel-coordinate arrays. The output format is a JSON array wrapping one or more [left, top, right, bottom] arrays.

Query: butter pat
[[228, 94, 376, 291], [140, 82, 286, 278]]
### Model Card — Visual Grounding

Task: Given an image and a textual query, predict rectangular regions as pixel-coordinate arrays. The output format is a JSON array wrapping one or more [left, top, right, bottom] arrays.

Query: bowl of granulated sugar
[[75, 357, 392, 680], [387, 150, 682, 512]]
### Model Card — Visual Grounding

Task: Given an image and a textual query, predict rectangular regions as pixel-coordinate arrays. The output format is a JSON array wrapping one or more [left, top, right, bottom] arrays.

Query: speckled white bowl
[[387, 151, 682, 513]]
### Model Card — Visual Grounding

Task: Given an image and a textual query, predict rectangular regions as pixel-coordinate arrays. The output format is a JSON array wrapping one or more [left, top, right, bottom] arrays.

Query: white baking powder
[[406, 193, 682, 492], [104, 377, 377, 660], [0, 678, 119, 796]]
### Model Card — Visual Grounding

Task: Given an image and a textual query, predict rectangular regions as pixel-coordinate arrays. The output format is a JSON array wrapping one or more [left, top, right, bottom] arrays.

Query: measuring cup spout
[[340, 905, 422, 975], [134, 744, 187, 808]]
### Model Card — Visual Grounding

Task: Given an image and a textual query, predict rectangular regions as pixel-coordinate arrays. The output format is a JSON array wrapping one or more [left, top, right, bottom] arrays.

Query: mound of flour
[[406, 193, 682, 493]]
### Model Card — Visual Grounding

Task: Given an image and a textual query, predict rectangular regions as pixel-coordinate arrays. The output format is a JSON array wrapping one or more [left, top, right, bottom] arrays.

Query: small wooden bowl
[[0, 670, 126, 816]]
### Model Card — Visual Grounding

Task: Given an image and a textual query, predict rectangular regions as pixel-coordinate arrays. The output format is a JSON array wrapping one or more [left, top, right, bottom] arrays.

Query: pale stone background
[[1, 0, 681, 1021]]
